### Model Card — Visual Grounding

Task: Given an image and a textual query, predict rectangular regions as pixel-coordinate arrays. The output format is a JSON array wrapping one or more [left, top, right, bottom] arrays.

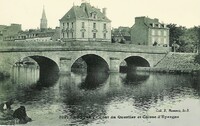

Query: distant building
[[0, 24, 21, 41], [59, 2, 111, 42], [131, 16, 169, 47], [40, 7, 48, 30], [3, 7, 60, 42], [0, 25, 7, 41], [112, 27, 131, 43], [14, 28, 60, 42]]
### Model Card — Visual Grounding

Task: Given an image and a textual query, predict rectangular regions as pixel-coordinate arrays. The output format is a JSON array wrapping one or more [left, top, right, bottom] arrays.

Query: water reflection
[[122, 71, 150, 85], [2, 65, 59, 104], [79, 72, 109, 90], [12, 66, 39, 86], [1, 68, 200, 126]]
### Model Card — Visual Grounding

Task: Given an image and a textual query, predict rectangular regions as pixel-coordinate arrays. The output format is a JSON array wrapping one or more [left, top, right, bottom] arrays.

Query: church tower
[[40, 6, 47, 30]]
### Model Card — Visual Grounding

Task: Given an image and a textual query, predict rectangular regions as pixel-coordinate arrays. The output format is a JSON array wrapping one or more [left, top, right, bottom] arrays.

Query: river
[[0, 66, 200, 126]]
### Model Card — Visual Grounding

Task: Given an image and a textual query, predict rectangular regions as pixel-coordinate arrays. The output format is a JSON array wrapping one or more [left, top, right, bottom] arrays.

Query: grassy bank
[[153, 52, 200, 74]]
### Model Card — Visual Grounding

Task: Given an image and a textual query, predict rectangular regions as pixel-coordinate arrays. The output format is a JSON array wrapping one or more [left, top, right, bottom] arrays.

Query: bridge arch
[[13, 55, 59, 83], [120, 56, 150, 72], [71, 54, 109, 72]]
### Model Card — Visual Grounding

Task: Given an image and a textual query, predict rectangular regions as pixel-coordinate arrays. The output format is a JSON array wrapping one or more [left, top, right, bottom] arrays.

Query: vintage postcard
[[0, 0, 200, 126]]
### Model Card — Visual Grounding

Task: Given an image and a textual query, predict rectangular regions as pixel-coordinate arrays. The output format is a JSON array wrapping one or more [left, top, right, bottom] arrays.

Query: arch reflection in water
[[58, 73, 111, 125], [121, 71, 150, 85], [79, 72, 109, 90], [12, 65, 40, 86], [10, 66, 59, 103]]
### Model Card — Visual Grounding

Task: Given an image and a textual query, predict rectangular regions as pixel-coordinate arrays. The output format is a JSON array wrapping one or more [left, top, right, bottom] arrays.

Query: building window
[[63, 23, 65, 27], [93, 33, 96, 38], [71, 22, 74, 28], [93, 23, 96, 29], [72, 32, 73, 38], [67, 32, 69, 38], [164, 38, 167, 44], [158, 38, 161, 44], [94, 14, 96, 19], [104, 33, 106, 39], [103, 23, 106, 30], [82, 22, 85, 28], [163, 31, 167, 36], [67, 23, 69, 28], [152, 29, 155, 35], [82, 32, 84, 38], [158, 30, 161, 36], [63, 33, 65, 38]]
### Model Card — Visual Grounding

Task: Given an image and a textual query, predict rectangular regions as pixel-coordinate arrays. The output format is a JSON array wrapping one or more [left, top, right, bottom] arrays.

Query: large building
[[131, 16, 169, 47], [59, 2, 111, 42]]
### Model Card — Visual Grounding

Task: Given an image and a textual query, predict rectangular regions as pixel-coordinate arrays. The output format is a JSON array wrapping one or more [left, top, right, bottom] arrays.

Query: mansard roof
[[135, 16, 169, 29], [60, 2, 111, 22]]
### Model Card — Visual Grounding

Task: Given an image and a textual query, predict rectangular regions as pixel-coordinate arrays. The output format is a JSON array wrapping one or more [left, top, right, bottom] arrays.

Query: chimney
[[102, 8, 107, 16], [154, 18, 159, 22], [135, 17, 145, 24], [81, 2, 86, 12]]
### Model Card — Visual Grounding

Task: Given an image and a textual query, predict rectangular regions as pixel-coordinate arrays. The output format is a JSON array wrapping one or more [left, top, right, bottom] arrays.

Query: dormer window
[[67, 15, 70, 18], [90, 12, 97, 19], [155, 24, 159, 27], [94, 14, 97, 19]]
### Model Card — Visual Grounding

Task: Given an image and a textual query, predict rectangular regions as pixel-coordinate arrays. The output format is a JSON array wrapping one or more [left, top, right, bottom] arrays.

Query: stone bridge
[[0, 41, 170, 76]]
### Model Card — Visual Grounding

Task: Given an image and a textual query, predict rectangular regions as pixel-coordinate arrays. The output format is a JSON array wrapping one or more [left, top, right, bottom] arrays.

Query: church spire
[[40, 6, 47, 30]]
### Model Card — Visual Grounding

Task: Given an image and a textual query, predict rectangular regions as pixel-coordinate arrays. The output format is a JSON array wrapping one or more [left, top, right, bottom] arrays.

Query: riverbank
[[145, 52, 200, 74]]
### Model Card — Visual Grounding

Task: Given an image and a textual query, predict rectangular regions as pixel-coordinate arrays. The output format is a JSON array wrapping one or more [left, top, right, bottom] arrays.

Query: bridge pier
[[109, 57, 120, 73], [59, 57, 71, 74]]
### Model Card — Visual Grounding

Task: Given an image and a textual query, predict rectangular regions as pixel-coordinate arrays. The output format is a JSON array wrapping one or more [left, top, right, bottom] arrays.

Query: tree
[[194, 26, 200, 64], [178, 27, 198, 52], [194, 26, 200, 53], [167, 24, 186, 47]]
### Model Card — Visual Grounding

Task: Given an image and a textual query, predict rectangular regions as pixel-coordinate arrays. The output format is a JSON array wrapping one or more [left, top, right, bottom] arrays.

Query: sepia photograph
[[0, 0, 200, 125]]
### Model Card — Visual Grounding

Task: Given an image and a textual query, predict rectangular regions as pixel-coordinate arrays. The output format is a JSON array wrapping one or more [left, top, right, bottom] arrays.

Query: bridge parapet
[[0, 41, 170, 54]]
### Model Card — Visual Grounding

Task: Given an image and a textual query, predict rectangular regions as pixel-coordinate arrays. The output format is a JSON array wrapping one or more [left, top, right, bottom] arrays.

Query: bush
[[194, 54, 200, 64]]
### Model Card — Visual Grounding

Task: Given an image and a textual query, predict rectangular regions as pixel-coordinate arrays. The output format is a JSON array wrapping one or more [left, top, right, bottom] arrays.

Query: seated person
[[0, 99, 14, 113], [13, 106, 32, 124]]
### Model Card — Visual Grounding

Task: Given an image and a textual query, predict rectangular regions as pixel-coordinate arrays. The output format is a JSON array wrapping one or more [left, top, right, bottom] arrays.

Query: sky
[[0, 0, 200, 30]]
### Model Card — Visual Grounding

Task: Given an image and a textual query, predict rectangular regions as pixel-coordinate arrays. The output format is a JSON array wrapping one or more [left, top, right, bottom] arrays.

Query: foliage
[[167, 24, 200, 53], [167, 24, 185, 47], [195, 54, 200, 64]]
